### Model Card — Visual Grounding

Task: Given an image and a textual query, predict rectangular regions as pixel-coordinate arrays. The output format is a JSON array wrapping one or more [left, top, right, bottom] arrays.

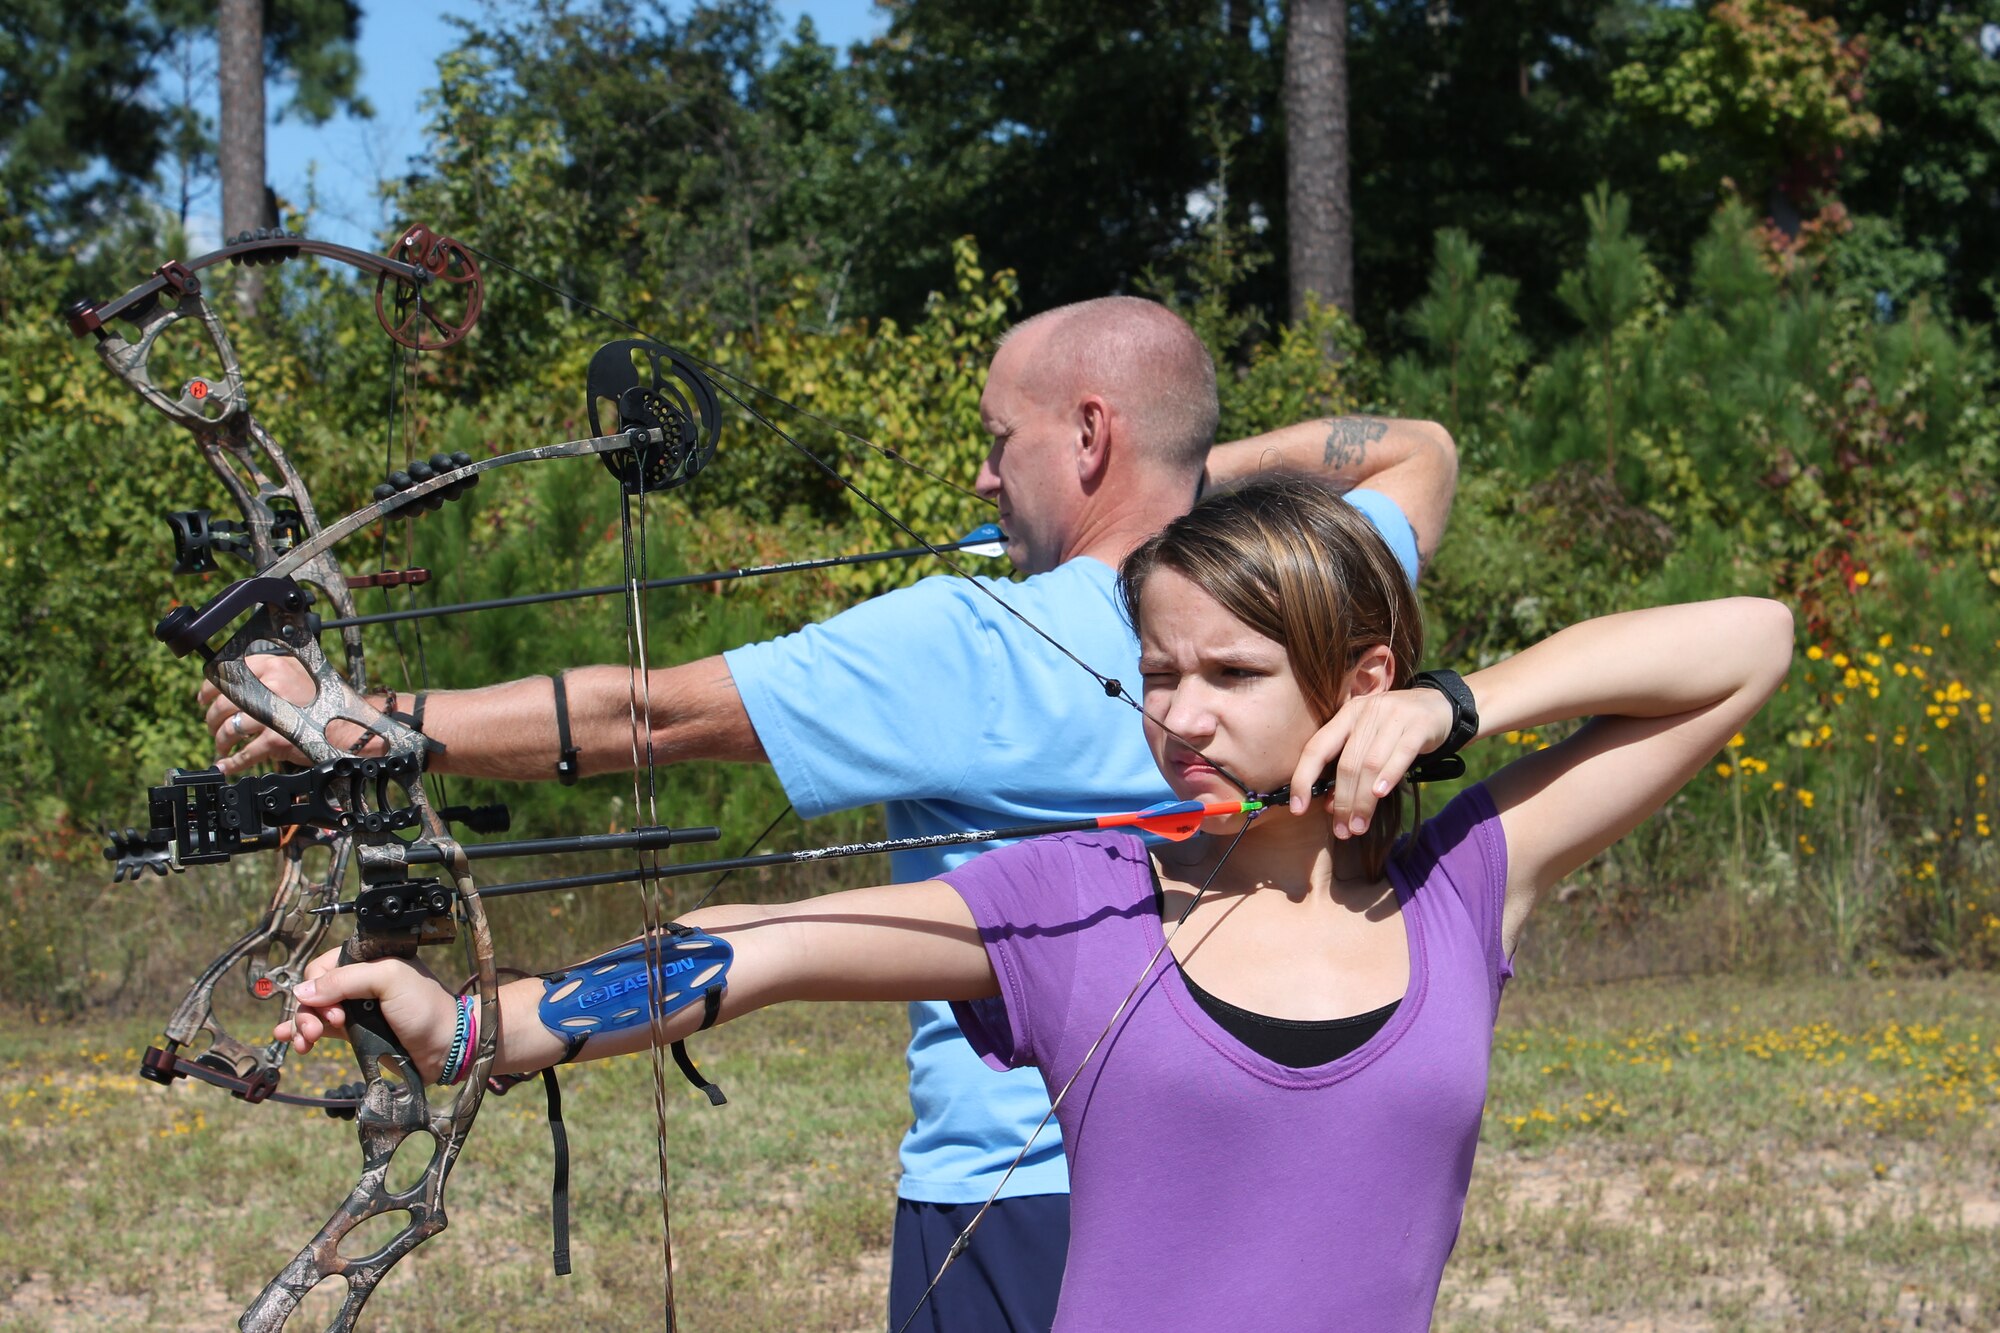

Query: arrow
[[312, 796, 1262, 913], [318, 525, 1009, 631]]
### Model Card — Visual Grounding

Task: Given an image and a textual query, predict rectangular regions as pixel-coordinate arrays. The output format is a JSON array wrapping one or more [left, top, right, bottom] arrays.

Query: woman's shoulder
[[943, 831, 1161, 1002], [1392, 782, 1506, 888]]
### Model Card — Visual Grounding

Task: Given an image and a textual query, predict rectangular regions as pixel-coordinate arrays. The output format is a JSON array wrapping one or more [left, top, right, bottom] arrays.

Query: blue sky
[[252, 1, 887, 252]]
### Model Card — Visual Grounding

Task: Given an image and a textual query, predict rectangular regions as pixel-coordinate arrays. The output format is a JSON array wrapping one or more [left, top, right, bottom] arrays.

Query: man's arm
[[204, 655, 765, 779], [1204, 416, 1458, 569], [416, 659, 768, 779]]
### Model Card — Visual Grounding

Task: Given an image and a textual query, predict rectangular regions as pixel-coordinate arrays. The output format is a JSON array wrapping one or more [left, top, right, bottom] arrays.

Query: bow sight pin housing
[[166, 506, 305, 574], [138, 754, 428, 868]]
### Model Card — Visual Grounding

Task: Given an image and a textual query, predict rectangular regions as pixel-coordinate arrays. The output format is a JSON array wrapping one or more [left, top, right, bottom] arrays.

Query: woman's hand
[[1286, 687, 1454, 835], [276, 951, 458, 1083]]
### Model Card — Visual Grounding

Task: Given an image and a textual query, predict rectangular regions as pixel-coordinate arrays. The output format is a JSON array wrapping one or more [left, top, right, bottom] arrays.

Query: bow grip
[[335, 935, 425, 1086]]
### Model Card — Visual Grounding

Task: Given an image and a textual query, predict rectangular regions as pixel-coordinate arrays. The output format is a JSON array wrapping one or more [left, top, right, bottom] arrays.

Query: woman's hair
[[1118, 474, 1425, 878]]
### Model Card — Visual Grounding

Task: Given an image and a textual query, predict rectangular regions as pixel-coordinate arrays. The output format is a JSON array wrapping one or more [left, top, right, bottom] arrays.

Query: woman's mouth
[[1167, 750, 1221, 780]]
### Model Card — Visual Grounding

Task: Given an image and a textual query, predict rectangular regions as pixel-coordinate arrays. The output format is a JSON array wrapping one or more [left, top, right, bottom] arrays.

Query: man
[[206, 296, 1456, 1331]]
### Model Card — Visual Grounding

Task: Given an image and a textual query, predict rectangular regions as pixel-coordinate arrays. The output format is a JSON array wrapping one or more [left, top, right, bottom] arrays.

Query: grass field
[[1, 970, 1995, 1331]]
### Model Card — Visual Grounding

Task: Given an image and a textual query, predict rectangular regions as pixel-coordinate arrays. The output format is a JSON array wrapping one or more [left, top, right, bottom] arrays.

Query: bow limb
[[77, 241, 378, 1103], [67, 225, 482, 351], [75, 224, 487, 1111]]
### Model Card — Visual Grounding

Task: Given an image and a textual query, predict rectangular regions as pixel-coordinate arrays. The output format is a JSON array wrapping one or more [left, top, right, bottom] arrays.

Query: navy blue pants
[[886, 1194, 1070, 1333]]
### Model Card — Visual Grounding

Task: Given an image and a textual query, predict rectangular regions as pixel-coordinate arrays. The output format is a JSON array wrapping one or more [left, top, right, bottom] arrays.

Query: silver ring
[[232, 713, 248, 737]]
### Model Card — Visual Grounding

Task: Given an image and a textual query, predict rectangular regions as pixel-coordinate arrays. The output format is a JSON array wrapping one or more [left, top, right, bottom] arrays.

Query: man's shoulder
[[883, 557, 1120, 622]]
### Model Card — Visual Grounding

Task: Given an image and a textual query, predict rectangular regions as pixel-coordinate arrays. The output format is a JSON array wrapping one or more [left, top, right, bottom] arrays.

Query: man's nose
[[973, 442, 1003, 499]]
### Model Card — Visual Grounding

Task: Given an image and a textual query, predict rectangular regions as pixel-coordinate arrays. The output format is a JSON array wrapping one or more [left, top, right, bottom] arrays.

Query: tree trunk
[[217, 0, 268, 314], [1284, 0, 1352, 320]]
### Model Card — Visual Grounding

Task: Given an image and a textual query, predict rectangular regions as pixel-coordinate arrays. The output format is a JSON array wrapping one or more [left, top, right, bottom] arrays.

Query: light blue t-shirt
[[723, 489, 1418, 1203]]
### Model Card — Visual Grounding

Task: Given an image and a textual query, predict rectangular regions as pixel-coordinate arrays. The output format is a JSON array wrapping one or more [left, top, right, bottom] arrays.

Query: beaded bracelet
[[452, 995, 479, 1086], [437, 994, 476, 1086]]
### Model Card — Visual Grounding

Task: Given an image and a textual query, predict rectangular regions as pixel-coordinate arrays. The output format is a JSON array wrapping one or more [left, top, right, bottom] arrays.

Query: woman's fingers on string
[[1289, 712, 1354, 814], [1331, 706, 1391, 837], [1328, 695, 1440, 837]]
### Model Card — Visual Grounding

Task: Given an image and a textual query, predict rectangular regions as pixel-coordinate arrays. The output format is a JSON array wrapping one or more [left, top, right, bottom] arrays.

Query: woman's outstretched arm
[[277, 880, 997, 1080]]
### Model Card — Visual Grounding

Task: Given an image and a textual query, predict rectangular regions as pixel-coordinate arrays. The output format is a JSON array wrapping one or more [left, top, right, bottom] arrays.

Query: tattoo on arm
[[1322, 416, 1388, 473]]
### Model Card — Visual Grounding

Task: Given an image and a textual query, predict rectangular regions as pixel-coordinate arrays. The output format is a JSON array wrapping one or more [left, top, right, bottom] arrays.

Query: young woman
[[279, 475, 1794, 1329]]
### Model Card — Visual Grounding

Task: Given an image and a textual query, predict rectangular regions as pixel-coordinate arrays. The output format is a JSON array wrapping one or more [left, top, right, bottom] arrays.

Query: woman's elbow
[[1732, 597, 1796, 695]]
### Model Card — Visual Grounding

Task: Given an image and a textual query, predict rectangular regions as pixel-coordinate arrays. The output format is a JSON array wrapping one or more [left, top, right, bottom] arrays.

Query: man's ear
[[1340, 644, 1397, 703], [1075, 395, 1112, 485]]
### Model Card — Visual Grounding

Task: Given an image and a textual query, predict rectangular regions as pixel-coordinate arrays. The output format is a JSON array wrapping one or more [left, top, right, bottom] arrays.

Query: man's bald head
[[997, 297, 1219, 476]]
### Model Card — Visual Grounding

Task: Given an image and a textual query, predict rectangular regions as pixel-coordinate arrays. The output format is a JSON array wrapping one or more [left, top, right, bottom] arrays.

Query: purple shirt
[[945, 785, 1510, 1331]]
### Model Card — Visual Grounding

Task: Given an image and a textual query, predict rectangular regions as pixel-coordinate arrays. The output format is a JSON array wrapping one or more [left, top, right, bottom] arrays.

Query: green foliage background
[[1, 0, 1997, 1011]]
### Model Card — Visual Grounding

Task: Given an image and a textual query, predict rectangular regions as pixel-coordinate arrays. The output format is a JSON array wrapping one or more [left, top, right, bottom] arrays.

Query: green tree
[[1611, 0, 1879, 225], [0, 0, 367, 260], [1833, 0, 2000, 322], [0, 2, 179, 245], [851, 0, 1282, 321]]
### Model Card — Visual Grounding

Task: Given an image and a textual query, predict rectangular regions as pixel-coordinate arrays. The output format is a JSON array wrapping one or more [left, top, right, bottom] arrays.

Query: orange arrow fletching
[[1097, 798, 1264, 842]]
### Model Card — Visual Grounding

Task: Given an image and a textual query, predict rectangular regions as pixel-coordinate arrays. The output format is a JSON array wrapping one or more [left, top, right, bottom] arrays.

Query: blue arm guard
[[538, 923, 733, 1105]]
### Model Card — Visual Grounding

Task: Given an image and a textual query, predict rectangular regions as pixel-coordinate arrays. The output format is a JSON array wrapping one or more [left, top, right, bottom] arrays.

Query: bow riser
[[203, 598, 418, 769], [203, 584, 496, 1332], [89, 268, 373, 1097]]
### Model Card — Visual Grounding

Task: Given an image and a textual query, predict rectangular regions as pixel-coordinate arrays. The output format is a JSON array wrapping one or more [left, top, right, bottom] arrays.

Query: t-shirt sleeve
[[1398, 783, 1511, 1000], [940, 834, 1124, 1073], [1342, 487, 1421, 588], [722, 574, 994, 818]]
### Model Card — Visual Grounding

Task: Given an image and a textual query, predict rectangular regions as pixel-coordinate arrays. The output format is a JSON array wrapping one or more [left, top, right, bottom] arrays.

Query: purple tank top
[[946, 784, 1511, 1331]]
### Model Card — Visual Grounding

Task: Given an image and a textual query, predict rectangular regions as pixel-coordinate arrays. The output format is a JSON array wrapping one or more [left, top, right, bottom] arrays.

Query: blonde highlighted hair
[[1119, 474, 1424, 877]]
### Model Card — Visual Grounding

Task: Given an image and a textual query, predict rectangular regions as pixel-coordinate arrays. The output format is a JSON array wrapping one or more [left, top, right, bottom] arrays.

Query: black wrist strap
[[552, 672, 581, 785], [1408, 668, 1477, 784], [384, 688, 444, 755], [481, 1065, 574, 1278], [670, 986, 728, 1108]]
